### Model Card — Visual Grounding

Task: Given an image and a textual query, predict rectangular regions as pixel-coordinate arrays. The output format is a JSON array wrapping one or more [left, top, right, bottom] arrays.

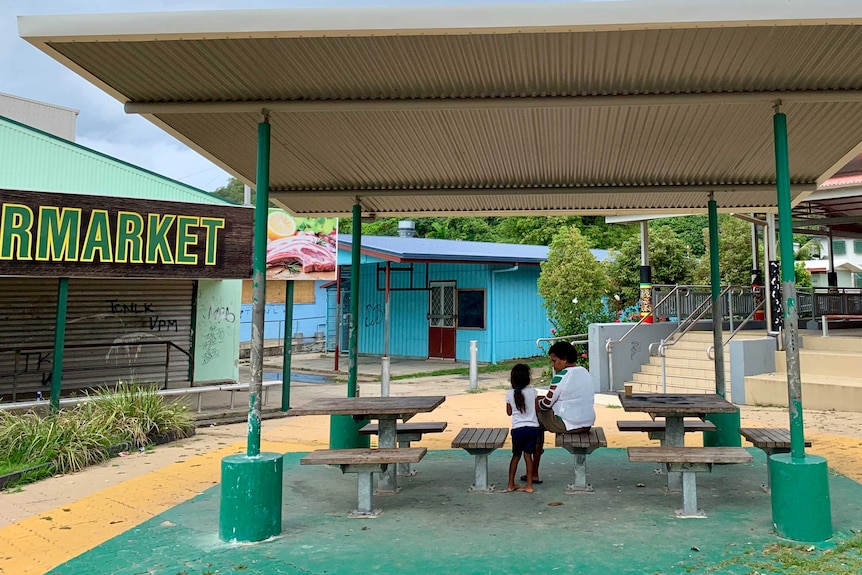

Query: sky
[[1, 0, 586, 193]]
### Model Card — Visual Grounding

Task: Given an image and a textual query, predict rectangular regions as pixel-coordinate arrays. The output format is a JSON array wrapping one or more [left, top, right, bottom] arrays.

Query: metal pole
[[248, 117, 270, 457], [347, 201, 361, 398], [381, 261, 391, 396], [827, 228, 838, 287], [774, 110, 805, 460], [708, 194, 725, 398], [281, 281, 294, 411], [640, 221, 653, 323], [50, 277, 69, 411], [469, 340, 479, 390], [334, 265, 341, 371], [765, 213, 777, 332]]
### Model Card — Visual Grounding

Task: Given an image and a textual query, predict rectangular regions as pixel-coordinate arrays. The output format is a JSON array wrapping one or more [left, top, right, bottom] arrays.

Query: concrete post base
[[703, 412, 742, 447], [770, 453, 832, 542], [219, 452, 284, 543], [329, 414, 370, 449]]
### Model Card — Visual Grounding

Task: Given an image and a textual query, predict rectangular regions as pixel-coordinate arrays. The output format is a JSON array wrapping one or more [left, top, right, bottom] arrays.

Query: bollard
[[469, 340, 478, 390], [381, 356, 391, 397]]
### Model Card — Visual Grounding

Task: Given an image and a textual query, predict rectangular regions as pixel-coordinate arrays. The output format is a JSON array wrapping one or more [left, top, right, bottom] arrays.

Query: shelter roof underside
[[19, 1, 862, 216]]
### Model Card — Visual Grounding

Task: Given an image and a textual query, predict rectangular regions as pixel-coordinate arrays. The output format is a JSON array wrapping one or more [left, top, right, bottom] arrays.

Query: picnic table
[[618, 393, 739, 491], [288, 396, 446, 494]]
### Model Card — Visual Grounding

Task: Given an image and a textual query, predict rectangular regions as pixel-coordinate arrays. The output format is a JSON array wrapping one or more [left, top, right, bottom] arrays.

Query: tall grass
[[0, 383, 193, 484]]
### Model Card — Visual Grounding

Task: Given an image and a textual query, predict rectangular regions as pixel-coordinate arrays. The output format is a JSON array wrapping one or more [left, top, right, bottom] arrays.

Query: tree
[[211, 177, 247, 204], [608, 225, 695, 308], [694, 215, 757, 286], [538, 226, 612, 337], [652, 215, 709, 257]]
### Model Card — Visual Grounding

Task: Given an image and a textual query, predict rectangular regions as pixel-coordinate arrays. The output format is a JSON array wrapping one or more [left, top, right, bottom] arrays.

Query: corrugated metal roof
[[0, 92, 78, 141], [337, 234, 609, 265], [18, 1, 862, 216], [0, 115, 234, 205]]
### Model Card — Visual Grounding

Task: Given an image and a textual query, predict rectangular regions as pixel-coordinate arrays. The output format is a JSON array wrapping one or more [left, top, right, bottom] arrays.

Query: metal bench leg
[[377, 420, 399, 495], [564, 449, 594, 493], [678, 472, 705, 518], [341, 464, 385, 518], [397, 439, 415, 477]]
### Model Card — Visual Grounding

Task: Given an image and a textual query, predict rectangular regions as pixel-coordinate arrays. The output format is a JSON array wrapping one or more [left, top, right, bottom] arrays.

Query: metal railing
[[0, 341, 191, 403], [535, 333, 588, 350], [604, 285, 688, 392], [706, 298, 767, 360]]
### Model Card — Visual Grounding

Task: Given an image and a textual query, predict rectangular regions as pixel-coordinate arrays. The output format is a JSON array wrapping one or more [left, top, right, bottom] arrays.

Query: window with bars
[[456, 289, 486, 329]]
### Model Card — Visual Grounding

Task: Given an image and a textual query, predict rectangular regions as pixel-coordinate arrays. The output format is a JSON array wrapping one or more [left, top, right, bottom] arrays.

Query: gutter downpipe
[[491, 264, 519, 364]]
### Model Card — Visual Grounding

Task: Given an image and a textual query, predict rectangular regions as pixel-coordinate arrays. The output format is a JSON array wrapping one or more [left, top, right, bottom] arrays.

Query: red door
[[428, 282, 456, 359]]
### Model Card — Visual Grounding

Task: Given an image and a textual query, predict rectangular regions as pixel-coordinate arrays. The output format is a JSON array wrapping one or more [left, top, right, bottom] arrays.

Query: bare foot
[[507, 484, 522, 492], [517, 486, 534, 493]]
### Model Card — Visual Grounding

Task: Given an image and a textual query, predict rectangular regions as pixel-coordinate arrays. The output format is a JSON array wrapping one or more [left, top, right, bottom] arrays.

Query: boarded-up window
[[242, 280, 315, 304]]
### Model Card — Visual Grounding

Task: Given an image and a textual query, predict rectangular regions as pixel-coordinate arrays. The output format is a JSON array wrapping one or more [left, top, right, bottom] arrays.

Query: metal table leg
[[664, 416, 685, 492], [376, 418, 399, 494]]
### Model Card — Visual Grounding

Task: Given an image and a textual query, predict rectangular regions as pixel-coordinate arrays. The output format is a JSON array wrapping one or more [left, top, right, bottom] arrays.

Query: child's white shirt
[[506, 387, 539, 429]]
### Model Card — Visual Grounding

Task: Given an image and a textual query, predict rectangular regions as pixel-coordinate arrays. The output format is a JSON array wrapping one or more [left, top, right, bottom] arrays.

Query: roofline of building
[[19, 1, 862, 43], [0, 114, 236, 206]]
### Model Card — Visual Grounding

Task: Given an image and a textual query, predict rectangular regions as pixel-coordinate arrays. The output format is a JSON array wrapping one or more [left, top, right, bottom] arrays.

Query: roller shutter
[[0, 278, 193, 402]]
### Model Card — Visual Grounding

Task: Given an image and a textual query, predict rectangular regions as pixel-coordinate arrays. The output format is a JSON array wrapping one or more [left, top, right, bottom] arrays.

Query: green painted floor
[[49, 449, 862, 575]]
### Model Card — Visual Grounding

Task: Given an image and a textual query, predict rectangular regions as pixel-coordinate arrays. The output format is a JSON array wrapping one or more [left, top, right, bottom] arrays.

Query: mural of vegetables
[[265, 209, 338, 280]]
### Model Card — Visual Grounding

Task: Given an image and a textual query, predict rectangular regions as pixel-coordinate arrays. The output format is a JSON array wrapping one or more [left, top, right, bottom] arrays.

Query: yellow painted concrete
[[2, 391, 862, 575]]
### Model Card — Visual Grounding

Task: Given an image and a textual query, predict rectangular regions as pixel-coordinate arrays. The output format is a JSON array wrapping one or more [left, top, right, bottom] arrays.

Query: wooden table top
[[618, 393, 738, 416], [287, 396, 446, 417]]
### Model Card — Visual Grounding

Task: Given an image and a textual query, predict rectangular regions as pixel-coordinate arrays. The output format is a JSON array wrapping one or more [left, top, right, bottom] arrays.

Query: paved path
[[2, 370, 862, 574]]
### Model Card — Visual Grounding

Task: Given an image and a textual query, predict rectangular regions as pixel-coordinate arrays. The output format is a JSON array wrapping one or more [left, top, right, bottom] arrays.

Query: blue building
[[326, 235, 607, 364]]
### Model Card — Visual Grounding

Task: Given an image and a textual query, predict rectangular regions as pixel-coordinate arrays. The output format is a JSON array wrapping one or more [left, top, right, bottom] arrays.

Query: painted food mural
[[265, 209, 338, 281]]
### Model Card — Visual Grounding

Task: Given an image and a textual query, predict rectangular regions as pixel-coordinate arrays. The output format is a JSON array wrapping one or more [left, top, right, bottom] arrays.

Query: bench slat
[[358, 422, 448, 435], [555, 427, 607, 449], [627, 446, 752, 464], [617, 420, 716, 433], [739, 427, 811, 449], [301, 447, 427, 466], [451, 427, 508, 450]]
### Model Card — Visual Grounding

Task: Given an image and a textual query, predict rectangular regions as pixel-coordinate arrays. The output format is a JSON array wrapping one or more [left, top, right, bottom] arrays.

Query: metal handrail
[[603, 285, 689, 392], [649, 285, 736, 357], [706, 298, 766, 360], [536, 333, 588, 349], [1, 341, 191, 403]]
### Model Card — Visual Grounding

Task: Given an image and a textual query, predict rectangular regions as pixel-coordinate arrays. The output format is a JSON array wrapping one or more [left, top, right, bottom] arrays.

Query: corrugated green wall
[[0, 115, 233, 205]]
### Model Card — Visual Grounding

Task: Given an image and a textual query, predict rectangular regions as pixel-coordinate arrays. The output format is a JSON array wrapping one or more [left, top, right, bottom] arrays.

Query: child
[[505, 363, 541, 492]]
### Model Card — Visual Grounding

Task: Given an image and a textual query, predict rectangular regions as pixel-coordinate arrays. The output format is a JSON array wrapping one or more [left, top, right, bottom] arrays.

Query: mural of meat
[[267, 235, 336, 273], [265, 210, 338, 280]]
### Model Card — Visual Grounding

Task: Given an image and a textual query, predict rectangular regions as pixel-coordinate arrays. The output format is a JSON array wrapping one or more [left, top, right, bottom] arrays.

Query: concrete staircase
[[744, 335, 862, 412], [627, 331, 746, 402]]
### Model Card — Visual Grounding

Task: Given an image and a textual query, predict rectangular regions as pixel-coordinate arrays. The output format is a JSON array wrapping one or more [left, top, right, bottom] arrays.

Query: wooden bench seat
[[451, 427, 508, 492], [301, 448, 427, 517], [739, 427, 812, 491], [617, 419, 716, 442], [555, 427, 607, 493], [627, 447, 752, 518], [359, 421, 447, 476]]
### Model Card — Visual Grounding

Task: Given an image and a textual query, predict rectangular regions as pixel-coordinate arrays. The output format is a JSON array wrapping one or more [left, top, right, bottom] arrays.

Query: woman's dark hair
[[510, 363, 531, 413], [548, 341, 577, 363]]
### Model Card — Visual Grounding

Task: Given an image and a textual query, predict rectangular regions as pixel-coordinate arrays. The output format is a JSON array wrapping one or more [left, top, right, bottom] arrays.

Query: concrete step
[[800, 335, 862, 353], [628, 380, 734, 401], [744, 372, 862, 412], [647, 355, 730, 371], [631, 372, 716, 387], [640, 363, 730, 380], [676, 331, 765, 343], [773, 350, 862, 377]]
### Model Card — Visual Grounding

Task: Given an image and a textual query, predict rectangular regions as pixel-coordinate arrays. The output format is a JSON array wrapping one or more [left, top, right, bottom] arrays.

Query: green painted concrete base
[[219, 452, 283, 543], [329, 414, 370, 449], [703, 412, 742, 447], [770, 453, 832, 541]]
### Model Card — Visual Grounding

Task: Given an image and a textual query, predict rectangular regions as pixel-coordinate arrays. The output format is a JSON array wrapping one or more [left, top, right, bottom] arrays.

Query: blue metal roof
[[337, 234, 609, 264]]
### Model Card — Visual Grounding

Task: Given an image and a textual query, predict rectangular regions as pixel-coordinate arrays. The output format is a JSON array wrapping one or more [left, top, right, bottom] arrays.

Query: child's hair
[[510, 363, 532, 413]]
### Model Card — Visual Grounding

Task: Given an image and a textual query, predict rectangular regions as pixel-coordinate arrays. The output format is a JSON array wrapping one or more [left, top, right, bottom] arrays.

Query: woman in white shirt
[[505, 363, 541, 492]]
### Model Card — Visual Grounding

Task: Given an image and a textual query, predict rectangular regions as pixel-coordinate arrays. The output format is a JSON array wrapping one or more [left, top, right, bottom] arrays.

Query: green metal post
[[219, 115, 282, 543], [774, 112, 805, 460], [703, 198, 740, 447], [50, 277, 69, 411], [329, 201, 369, 448], [247, 118, 270, 457], [770, 108, 831, 542], [281, 281, 294, 411], [348, 200, 361, 399]]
